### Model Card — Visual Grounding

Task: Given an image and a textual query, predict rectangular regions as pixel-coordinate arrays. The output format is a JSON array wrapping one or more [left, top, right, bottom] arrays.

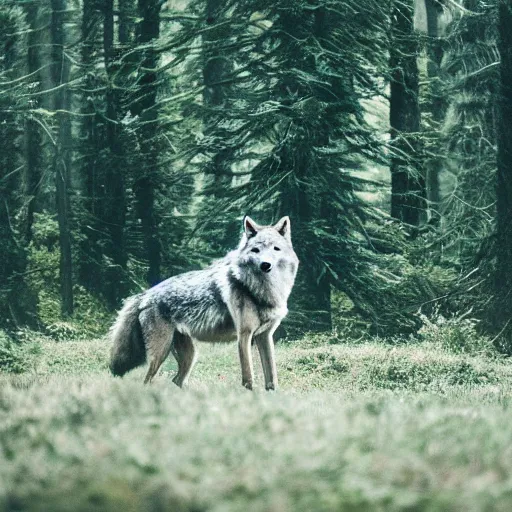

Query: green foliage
[[418, 310, 494, 355], [0, 4, 34, 330], [26, 213, 113, 340], [34, 286, 113, 341], [0, 0, 504, 345], [433, 0, 498, 315], [26, 212, 60, 288], [177, 0, 441, 335], [327, 230, 460, 337], [280, 334, 501, 392], [329, 261, 456, 339], [0, 331, 29, 374], [331, 291, 370, 340]]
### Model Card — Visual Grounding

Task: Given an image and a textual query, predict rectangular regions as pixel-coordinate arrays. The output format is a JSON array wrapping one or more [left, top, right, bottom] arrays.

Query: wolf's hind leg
[[140, 308, 175, 384], [170, 331, 196, 388]]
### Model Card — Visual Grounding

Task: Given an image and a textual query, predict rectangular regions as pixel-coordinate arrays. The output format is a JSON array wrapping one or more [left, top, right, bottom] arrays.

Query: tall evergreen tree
[[441, 0, 498, 267], [185, 0, 407, 333], [23, 1, 43, 244], [0, 5, 38, 328], [389, 0, 425, 227], [492, 0, 512, 347], [51, 0, 74, 316], [78, 0, 104, 294], [103, 0, 129, 306], [78, 0, 132, 306], [424, 0, 446, 219], [132, 0, 163, 286], [119, 0, 136, 43], [195, 0, 237, 251]]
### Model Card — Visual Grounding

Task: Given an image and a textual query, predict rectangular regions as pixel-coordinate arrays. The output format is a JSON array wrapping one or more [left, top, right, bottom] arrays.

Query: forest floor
[[2, 335, 512, 511]]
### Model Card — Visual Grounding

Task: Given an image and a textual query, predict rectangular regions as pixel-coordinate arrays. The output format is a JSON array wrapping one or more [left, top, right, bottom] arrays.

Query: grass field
[[2, 335, 512, 511]]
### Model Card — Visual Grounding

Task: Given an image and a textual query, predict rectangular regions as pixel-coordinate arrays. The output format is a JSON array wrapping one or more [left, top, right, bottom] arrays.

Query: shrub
[[418, 310, 495, 355], [0, 330, 29, 374], [25, 213, 114, 340]]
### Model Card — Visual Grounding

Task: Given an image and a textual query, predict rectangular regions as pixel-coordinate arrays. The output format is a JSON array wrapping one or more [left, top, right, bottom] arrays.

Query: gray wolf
[[109, 216, 299, 390]]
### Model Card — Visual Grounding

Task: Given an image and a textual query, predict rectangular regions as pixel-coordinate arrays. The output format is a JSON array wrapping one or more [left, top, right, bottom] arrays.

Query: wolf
[[109, 216, 299, 390]]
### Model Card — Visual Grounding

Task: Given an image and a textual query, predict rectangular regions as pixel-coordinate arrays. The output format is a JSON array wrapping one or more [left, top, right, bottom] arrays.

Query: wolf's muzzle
[[260, 262, 272, 273]]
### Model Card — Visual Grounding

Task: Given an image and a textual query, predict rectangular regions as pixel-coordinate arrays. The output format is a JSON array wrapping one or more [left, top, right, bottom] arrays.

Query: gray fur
[[109, 215, 299, 390]]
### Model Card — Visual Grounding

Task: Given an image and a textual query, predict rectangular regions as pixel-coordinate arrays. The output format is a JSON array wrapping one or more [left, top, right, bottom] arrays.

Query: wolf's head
[[237, 216, 299, 279]]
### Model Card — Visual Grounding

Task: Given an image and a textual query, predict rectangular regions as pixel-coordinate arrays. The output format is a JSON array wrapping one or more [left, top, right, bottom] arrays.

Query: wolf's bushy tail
[[109, 294, 146, 376]]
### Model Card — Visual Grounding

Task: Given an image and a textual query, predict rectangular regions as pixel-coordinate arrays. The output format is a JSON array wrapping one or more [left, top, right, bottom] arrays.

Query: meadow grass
[[2, 335, 512, 511]]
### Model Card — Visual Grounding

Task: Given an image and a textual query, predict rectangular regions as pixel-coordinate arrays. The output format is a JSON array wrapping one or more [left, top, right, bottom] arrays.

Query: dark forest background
[[1, 0, 512, 349]]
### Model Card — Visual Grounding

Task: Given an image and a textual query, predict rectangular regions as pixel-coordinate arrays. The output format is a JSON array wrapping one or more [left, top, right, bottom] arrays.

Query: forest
[[0, 0, 510, 347], [3, 1, 512, 511]]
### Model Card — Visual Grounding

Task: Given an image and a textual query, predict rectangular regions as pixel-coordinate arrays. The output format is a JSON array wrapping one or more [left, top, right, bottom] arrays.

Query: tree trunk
[[198, 0, 237, 248], [79, 0, 131, 306], [103, 0, 128, 307], [119, 0, 135, 43], [132, 0, 162, 286], [389, 0, 425, 227], [492, 0, 512, 349], [424, 0, 445, 221], [78, 0, 103, 293], [23, 3, 43, 244], [0, 7, 27, 328], [203, 0, 230, 109], [51, 0, 74, 316]]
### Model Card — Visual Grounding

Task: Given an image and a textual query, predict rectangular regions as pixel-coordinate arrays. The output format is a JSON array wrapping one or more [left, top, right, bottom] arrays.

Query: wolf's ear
[[243, 215, 260, 238], [274, 216, 291, 241]]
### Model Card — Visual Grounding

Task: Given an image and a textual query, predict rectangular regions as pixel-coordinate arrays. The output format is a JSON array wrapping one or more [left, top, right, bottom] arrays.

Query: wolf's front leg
[[238, 329, 255, 390], [255, 330, 278, 391]]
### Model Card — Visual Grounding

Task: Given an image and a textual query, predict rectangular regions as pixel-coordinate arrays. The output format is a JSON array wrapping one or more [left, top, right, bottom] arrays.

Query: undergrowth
[[25, 212, 115, 340], [0, 331, 28, 374]]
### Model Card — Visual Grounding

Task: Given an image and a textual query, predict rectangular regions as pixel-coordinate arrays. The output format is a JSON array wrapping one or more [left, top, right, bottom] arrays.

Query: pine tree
[[441, 0, 498, 267], [51, 0, 73, 316], [195, 0, 238, 251], [183, 0, 411, 333], [424, 0, 446, 219], [389, 0, 425, 227], [0, 5, 38, 328], [78, 0, 104, 294], [23, 1, 43, 244], [78, 0, 133, 306], [492, 0, 512, 348], [103, 0, 129, 306], [131, 0, 163, 286]]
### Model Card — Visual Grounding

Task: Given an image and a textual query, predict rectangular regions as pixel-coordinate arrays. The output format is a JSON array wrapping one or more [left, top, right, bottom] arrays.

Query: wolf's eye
[[274, 247, 281, 251], [251, 248, 260, 253]]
